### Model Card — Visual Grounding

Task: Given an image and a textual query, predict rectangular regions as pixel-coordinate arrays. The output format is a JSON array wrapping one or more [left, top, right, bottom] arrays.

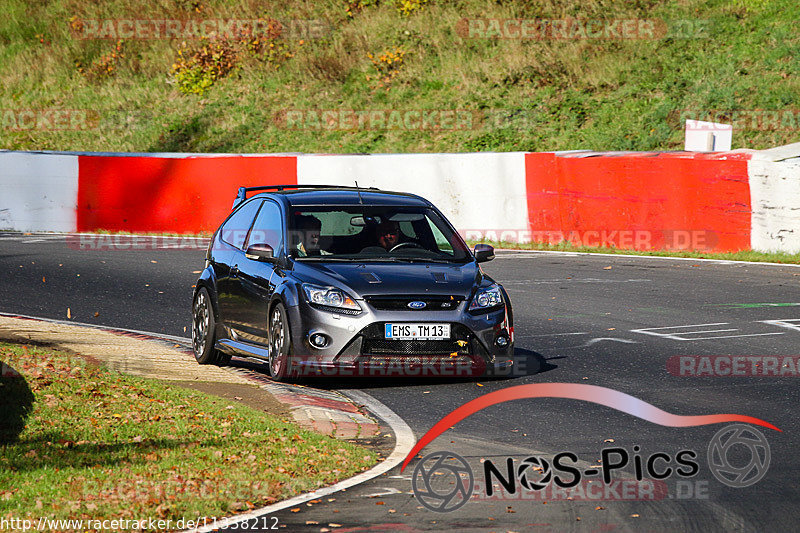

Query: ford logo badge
[[408, 301, 427, 309]]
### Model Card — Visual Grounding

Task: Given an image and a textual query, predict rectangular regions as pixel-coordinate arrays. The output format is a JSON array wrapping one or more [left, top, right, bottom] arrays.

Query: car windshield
[[288, 206, 471, 263]]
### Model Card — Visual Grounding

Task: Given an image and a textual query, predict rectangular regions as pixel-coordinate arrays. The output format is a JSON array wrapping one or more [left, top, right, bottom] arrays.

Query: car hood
[[291, 260, 482, 298]]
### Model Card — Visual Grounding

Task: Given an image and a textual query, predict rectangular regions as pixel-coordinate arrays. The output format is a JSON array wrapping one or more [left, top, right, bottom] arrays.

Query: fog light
[[496, 336, 509, 347], [310, 333, 329, 348]]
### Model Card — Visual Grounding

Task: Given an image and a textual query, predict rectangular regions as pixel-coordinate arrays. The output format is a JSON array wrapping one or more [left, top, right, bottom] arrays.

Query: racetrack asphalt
[[2, 233, 799, 532]]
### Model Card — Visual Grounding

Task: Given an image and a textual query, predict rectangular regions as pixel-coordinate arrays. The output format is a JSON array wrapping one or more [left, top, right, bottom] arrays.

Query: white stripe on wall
[[0, 152, 79, 232], [297, 153, 529, 241], [749, 158, 800, 253]]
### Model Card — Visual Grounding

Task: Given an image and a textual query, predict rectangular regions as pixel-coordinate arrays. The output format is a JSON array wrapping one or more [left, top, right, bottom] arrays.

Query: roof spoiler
[[231, 184, 381, 209]]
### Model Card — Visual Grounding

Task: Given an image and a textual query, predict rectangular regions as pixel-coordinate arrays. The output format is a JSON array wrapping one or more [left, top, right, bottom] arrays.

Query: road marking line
[[360, 488, 403, 498], [518, 332, 589, 338], [760, 319, 800, 332], [675, 329, 739, 335], [580, 338, 639, 347], [631, 322, 787, 341], [689, 333, 785, 340], [634, 322, 729, 330]]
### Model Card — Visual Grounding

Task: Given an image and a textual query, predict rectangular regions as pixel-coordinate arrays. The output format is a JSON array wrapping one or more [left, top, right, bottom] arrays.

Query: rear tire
[[268, 303, 294, 381], [192, 287, 228, 365]]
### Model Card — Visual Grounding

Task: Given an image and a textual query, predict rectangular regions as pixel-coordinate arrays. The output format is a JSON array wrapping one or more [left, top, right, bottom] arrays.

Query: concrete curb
[[0, 312, 384, 441]]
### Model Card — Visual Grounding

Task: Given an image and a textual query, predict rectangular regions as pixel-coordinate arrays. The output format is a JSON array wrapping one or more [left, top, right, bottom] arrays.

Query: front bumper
[[285, 296, 513, 378]]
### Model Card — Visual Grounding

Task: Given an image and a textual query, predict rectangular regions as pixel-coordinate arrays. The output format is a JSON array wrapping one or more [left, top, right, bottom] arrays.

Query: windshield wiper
[[294, 256, 359, 262], [383, 256, 455, 264], [297, 256, 460, 264]]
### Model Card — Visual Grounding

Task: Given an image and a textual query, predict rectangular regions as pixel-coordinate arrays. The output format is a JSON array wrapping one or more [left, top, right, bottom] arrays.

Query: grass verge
[[0, 341, 376, 524], [468, 240, 800, 265]]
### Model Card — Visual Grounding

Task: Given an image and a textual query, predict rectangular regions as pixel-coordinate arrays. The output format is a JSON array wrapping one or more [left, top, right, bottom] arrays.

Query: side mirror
[[474, 243, 495, 263], [245, 243, 277, 263]]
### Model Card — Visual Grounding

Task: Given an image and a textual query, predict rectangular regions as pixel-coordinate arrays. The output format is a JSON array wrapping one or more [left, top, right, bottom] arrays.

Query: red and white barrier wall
[[1, 147, 799, 253], [1, 152, 79, 232], [748, 149, 800, 254]]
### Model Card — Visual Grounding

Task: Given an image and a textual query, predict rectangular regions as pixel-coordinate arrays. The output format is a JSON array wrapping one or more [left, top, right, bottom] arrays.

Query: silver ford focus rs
[[192, 185, 514, 380]]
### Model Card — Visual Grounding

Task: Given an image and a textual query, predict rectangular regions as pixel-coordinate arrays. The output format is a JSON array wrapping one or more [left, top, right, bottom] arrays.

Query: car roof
[[254, 187, 432, 208]]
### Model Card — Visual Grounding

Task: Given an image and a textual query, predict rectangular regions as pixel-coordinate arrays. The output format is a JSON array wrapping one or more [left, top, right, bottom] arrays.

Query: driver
[[294, 215, 329, 257], [376, 220, 401, 251]]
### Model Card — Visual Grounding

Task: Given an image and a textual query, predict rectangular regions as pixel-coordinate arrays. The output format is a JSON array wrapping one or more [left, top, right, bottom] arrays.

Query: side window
[[248, 200, 283, 251], [220, 200, 262, 250], [426, 217, 454, 255]]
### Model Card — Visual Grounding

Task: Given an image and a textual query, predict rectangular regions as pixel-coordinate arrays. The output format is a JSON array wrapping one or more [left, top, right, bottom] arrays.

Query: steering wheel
[[389, 242, 424, 252]]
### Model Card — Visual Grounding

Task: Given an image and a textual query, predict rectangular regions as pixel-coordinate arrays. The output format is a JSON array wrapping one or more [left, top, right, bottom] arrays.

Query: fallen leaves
[[0, 339, 377, 523]]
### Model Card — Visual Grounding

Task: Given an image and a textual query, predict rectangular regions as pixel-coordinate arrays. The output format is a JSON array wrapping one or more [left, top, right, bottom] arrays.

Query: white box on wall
[[685, 120, 733, 152]]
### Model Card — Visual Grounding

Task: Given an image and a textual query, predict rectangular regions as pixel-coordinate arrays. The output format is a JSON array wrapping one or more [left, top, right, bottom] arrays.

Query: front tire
[[192, 287, 229, 365], [268, 303, 294, 381]]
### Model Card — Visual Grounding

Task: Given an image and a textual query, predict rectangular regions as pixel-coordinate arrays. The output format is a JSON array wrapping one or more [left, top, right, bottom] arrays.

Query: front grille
[[358, 323, 473, 356], [360, 354, 474, 365], [365, 295, 463, 311], [362, 339, 469, 356]]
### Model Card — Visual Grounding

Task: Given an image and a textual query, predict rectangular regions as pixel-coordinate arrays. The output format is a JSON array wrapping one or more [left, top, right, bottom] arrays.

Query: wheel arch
[[194, 267, 220, 320]]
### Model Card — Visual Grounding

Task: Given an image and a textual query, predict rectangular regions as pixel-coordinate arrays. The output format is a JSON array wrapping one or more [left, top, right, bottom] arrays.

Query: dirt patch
[[171, 380, 292, 420]]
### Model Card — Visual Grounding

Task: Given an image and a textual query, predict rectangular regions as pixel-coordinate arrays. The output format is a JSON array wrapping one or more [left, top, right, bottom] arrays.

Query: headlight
[[302, 283, 361, 312], [469, 284, 503, 311]]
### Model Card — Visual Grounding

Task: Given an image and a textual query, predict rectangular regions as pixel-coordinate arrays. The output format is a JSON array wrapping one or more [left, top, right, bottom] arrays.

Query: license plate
[[384, 323, 450, 340]]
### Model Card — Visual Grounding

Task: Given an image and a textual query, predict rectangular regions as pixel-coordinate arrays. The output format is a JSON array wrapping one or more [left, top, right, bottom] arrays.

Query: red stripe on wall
[[77, 156, 297, 233], [524, 152, 752, 252]]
